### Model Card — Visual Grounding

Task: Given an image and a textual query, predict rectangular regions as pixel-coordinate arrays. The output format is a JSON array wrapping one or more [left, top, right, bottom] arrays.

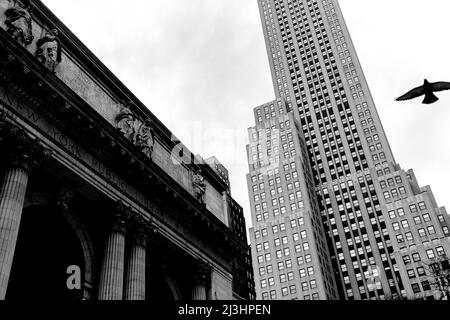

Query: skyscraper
[[247, 0, 450, 300]]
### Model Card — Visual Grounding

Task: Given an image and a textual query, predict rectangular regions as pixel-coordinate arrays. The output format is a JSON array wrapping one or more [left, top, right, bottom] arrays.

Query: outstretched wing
[[395, 85, 424, 101], [431, 81, 450, 92]]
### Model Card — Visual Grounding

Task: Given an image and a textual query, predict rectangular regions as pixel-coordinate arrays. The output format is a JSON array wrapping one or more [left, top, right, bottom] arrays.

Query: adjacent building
[[247, 0, 450, 300], [0, 0, 254, 300]]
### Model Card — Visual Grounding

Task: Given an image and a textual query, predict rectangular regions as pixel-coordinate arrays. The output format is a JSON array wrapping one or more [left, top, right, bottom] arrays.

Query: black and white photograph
[[0, 0, 449, 315]]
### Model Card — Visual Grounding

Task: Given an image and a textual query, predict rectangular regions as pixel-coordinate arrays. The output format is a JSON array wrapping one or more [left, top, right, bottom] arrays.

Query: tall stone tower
[[247, 0, 450, 300]]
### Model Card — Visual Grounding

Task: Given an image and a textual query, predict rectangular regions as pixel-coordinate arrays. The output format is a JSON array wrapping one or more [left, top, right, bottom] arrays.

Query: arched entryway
[[146, 266, 182, 301], [5, 205, 90, 300]]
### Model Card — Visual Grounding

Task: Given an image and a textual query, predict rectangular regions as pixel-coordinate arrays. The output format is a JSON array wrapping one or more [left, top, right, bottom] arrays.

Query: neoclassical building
[[0, 0, 255, 300]]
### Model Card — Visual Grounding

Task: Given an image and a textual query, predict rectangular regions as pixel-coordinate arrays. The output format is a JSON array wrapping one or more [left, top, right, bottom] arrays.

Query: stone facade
[[0, 0, 254, 300]]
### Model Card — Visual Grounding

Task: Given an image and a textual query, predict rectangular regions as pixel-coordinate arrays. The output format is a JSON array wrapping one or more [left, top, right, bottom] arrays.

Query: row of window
[[254, 217, 305, 239], [405, 247, 447, 262], [256, 242, 311, 265], [388, 203, 428, 219], [411, 281, 431, 294]]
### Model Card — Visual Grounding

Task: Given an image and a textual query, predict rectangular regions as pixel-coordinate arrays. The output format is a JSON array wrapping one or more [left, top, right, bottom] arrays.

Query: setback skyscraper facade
[[247, 0, 450, 300]]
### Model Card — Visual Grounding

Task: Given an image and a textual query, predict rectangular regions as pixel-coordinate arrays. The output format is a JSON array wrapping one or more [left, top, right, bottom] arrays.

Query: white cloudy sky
[[41, 0, 450, 230]]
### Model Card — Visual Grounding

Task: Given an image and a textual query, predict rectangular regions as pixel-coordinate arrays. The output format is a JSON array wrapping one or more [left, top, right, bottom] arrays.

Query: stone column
[[98, 201, 129, 300], [191, 260, 212, 300], [0, 119, 51, 300], [124, 216, 154, 301]]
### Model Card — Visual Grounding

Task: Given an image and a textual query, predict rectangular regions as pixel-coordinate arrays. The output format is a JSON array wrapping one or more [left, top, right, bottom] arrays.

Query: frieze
[[35, 28, 61, 72], [4, 0, 33, 47], [116, 102, 155, 159], [193, 169, 206, 204]]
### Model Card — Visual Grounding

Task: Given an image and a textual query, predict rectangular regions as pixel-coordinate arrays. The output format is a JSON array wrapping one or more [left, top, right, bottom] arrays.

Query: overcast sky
[[41, 0, 450, 230]]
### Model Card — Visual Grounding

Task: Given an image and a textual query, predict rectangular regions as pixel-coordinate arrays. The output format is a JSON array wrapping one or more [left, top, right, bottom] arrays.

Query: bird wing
[[431, 81, 450, 92], [395, 85, 425, 101]]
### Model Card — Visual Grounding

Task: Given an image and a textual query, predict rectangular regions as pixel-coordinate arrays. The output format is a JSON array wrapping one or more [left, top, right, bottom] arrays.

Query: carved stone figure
[[116, 105, 136, 141], [36, 29, 62, 72], [135, 119, 155, 158], [193, 170, 206, 204], [193, 259, 212, 285], [4, 0, 34, 46], [57, 187, 75, 212]]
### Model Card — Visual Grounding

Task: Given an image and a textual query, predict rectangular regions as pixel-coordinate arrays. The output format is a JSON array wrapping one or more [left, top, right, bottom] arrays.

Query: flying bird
[[395, 79, 450, 104]]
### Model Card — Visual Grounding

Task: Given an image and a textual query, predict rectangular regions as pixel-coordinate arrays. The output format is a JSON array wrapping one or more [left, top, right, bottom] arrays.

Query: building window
[[405, 232, 414, 241], [396, 234, 404, 244], [413, 216, 422, 225], [266, 265, 273, 274], [287, 271, 294, 281], [426, 249, 435, 260], [407, 269, 416, 279], [403, 255, 411, 265], [436, 246, 446, 257], [412, 253, 421, 262], [261, 280, 267, 288], [290, 219, 297, 228], [417, 228, 427, 238], [276, 250, 283, 259], [418, 202, 427, 210], [417, 267, 426, 277], [443, 226, 450, 235], [290, 285, 297, 294], [301, 282, 309, 291], [270, 290, 277, 300], [259, 267, 266, 276], [422, 281, 431, 291], [411, 283, 421, 294], [286, 260, 292, 269], [299, 269, 306, 278], [388, 211, 396, 219], [305, 254, 312, 263]]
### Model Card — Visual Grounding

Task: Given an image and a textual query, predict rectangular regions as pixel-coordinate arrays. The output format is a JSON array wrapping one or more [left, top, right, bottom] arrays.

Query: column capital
[[110, 200, 131, 234], [128, 213, 146, 246], [129, 213, 159, 247], [193, 259, 212, 286], [0, 119, 52, 172]]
